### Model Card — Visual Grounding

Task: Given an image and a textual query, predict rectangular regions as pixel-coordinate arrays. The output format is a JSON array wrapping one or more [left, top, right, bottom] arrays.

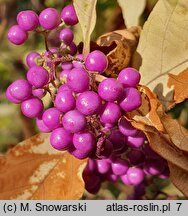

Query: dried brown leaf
[[128, 86, 188, 197], [168, 68, 188, 107], [0, 133, 87, 200], [127, 85, 165, 132], [133, 0, 188, 110], [96, 27, 141, 77], [168, 163, 188, 197]]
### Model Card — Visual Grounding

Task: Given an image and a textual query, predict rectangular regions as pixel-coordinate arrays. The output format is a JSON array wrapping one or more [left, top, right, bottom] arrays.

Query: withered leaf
[[168, 163, 188, 197], [0, 133, 87, 200], [96, 27, 141, 77], [73, 0, 97, 58], [117, 0, 146, 27], [128, 86, 188, 197], [127, 85, 165, 132], [168, 68, 188, 107], [134, 0, 188, 110]]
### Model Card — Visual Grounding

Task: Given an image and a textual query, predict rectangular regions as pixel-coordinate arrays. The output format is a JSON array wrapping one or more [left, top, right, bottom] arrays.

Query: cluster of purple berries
[[6, 4, 169, 196]]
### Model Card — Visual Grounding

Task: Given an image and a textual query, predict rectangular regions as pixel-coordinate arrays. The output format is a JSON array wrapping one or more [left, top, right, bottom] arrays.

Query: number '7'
[[176, 203, 182, 211]]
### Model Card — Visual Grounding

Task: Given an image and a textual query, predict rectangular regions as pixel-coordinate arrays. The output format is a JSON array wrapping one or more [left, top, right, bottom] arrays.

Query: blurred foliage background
[[0, 0, 185, 199]]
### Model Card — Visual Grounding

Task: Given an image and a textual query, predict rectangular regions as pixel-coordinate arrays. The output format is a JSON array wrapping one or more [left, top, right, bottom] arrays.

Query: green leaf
[[133, 0, 188, 109], [117, 0, 146, 27], [73, 0, 97, 58]]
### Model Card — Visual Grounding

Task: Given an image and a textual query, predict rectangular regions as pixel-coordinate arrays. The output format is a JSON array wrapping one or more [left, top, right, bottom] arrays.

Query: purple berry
[[61, 4, 78, 26], [6, 86, 21, 104], [118, 117, 138, 137], [106, 172, 118, 183], [42, 108, 61, 130], [73, 54, 83, 68], [26, 51, 40, 68], [61, 62, 73, 70], [39, 8, 60, 30], [8, 80, 32, 101], [98, 139, 113, 159], [85, 50, 108, 73], [100, 102, 121, 124], [21, 97, 43, 118], [8, 25, 28, 45], [98, 78, 123, 102], [127, 167, 144, 185], [127, 149, 145, 165], [17, 10, 39, 31], [69, 146, 89, 160], [73, 131, 95, 153], [67, 68, 89, 93], [50, 127, 73, 150], [119, 87, 141, 112], [36, 117, 51, 132], [84, 159, 96, 174], [69, 42, 77, 55], [59, 28, 74, 45], [109, 129, 127, 151], [96, 159, 111, 174], [27, 66, 49, 88], [55, 91, 76, 112], [144, 159, 165, 175], [111, 159, 129, 175], [121, 174, 132, 185], [127, 131, 146, 148], [57, 84, 72, 94], [62, 110, 86, 133], [76, 91, 102, 115], [118, 67, 141, 87], [32, 88, 46, 98], [59, 69, 71, 81]]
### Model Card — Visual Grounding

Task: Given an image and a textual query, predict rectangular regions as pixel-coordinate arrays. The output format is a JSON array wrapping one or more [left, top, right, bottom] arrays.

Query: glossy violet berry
[[32, 88, 46, 98], [76, 91, 102, 115], [67, 68, 89, 93], [8, 25, 28, 45], [98, 78, 123, 102], [119, 87, 142, 112], [62, 110, 86, 133], [27, 66, 49, 88], [39, 8, 60, 30], [6, 86, 21, 104], [59, 28, 74, 45], [68, 146, 89, 160], [36, 117, 51, 133], [8, 80, 32, 101], [61, 4, 78, 26], [96, 159, 111, 174], [127, 167, 144, 185], [118, 117, 138, 137], [55, 90, 76, 112], [26, 51, 40, 68], [50, 127, 73, 150], [127, 131, 146, 148], [85, 50, 108, 73], [42, 108, 61, 130], [118, 67, 141, 87], [111, 159, 129, 175], [21, 98, 43, 118], [73, 131, 96, 153], [100, 102, 121, 124], [17, 10, 39, 31], [57, 84, 72, 94]]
